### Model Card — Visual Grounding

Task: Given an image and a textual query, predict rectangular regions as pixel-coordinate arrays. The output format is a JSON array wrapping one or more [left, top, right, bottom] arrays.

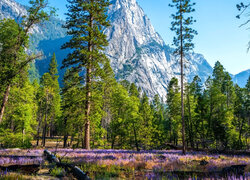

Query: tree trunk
[[42, 119, 47, 147], [42, 94, 49, 147], [238, 116, 243, 148], [63, 135, 68, 148], [84, 14, 93, 150], [133, 123, 140, 152], [70, 136, 74, 146], [0, 84, 11, 123], [84, 66, 91, 150], [63, 117, 68, 148], [111, 137, 115, 149], [36, 112, 43, 146], [187, 93, 194, 149], [49, 120, 53, 138]]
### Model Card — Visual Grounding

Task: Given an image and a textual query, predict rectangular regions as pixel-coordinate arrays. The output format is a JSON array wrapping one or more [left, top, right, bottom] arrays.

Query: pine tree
[[40, 73, 54, 147], [151, 95, 165, 149], [61, 69, 84, 148], [169, 0, 197, 154], [234, 84, 248, 148], [139, 92, 154, 149], [207, 62, 235, 149], [166, 78, 181, 146], [62, 0, 110, 149], [185, 76, 201, 149], [48, 53, 61, 137], [244, 76, 250, 147]]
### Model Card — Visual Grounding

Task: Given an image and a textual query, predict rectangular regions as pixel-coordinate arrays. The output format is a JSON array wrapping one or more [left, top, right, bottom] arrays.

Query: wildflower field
[[0, 149, 249, 179]]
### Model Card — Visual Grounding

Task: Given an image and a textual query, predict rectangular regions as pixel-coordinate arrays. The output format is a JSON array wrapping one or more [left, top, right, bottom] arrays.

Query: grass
[[0, 148, 249, 179]]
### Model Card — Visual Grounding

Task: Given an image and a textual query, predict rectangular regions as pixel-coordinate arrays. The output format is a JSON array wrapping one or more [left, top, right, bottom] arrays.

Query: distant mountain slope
[[0, 0, 249, 97], [104, 0, 213, 97], [232, 69, 250, 87]]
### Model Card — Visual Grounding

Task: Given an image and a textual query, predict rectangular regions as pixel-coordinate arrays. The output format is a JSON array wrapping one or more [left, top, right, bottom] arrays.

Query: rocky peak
[[0, 0, 27, 19], [104, 0, 213, 99], [105, 0, 165, 72]]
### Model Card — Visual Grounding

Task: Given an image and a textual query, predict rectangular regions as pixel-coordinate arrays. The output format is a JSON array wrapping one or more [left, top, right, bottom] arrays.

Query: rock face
[[0, 0, 248, 98], [105, 0, 213, 98], [0, 0, 26, 19]]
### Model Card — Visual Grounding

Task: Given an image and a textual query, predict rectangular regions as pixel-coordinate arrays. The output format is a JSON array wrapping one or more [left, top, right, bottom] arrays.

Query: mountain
[[0, 0, 248, 98], [104, 0, 212, 97], [232, 69, 250, 87]]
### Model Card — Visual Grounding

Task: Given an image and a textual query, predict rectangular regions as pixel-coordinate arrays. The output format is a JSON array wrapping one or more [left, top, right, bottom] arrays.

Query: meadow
[[0, 148, 249, 179]]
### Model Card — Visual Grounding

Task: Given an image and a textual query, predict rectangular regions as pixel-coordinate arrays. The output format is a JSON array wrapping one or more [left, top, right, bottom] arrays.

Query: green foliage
[[37, 54, 62, 146], [0, 129, 32, 148], [170, 0, 198, 154], [0, 0, 55, 87], [0, 174, 25, 180], [0, 19, 28, 87], [0, 0, 57, 147], [50, 167, 65, 177], [1, 69, 37, 138], [28, 62, 40, 83], [166, 78, 181, 145], [62, 0, 111, 149], [169, 0, 198, 55], [61, 69, 84, 146]]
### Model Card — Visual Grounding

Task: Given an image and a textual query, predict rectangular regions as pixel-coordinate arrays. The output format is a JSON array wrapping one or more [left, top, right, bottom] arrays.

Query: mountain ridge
[[0, 0, 249, 99]]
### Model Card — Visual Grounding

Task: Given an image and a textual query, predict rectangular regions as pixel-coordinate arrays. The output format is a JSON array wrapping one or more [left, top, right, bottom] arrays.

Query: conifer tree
[[139, 92, 154, 149], [166, 78, 181, 146], [169, 0, 197, 154], [234, 84, 248, 148], [61, 69, 84, 148], [48, 53, 61, 137], [40, 73, 54, 147], [185, 76, 201, 149], [62, 0, 110, 149], [206, 62, 235, 149], [151, 95, 165, 148]]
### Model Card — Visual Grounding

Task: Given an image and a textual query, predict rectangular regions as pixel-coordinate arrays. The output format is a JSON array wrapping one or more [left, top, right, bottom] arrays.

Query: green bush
[[50, 167, 65, 177], [0, 129, 32, 148]]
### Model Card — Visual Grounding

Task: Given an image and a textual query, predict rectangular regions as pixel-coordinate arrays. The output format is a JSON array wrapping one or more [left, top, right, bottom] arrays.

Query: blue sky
[[16, 0, 250, 74]]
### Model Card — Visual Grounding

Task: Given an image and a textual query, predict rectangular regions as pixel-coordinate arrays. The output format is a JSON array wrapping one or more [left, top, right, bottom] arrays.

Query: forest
[[0, 0, 249, 151], [0, 0, 249, 179]]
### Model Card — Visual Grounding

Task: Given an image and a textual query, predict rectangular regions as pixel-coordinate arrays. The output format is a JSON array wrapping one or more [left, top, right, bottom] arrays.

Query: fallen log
[[44, 149, 91, 180]]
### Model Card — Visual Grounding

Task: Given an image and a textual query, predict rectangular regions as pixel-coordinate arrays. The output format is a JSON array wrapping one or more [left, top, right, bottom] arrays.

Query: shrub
[[0, 129, 32, 148]]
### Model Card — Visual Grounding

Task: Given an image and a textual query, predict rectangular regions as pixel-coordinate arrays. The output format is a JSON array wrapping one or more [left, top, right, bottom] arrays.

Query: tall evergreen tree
[[166, 78, 181, 146], [62, 0, 110, 149], [185, 76, 202, 149], [151, 95, 165, 149], [48, 53, 61, 137], [61, 69, 84, 148], [234, 84, 248, 148], [139, 92, 154, 149], [169, 0, 197, 154], [40, 73, 54, 147]]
